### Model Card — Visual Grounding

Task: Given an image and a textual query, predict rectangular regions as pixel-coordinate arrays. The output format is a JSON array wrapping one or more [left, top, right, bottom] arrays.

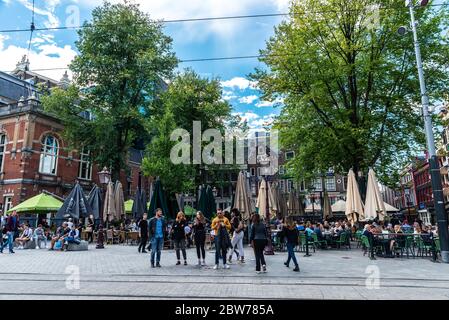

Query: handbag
[[85, 226, 93, 233]]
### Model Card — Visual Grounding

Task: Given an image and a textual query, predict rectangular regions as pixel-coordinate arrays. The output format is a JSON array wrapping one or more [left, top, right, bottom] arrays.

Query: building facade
[[0, 60, 145, 214]]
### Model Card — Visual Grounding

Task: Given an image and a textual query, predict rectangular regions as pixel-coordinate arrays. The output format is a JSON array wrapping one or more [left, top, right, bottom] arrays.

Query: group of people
[[133, 207, 301, 274]]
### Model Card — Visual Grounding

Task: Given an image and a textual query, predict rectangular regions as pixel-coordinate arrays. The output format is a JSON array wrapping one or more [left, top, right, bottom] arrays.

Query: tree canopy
[[251, 0, 449, 185], [41, 1, 178, 180]]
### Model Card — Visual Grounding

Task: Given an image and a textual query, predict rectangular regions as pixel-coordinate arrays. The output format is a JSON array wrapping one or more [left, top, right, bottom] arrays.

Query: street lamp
[[98, 167, 111, 185], [399, 0, 449, 263]]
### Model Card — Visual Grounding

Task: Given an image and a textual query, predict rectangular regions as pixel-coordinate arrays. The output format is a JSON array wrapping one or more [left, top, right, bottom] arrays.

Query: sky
[[0, 0, 292, 130]]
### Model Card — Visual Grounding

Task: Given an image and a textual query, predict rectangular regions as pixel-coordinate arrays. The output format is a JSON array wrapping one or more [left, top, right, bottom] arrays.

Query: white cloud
[[255, 97, 284, 108], [249, 113, 278, 128], [0, 43, 76, 80], [76, 0, 287, 42], [221, 77, 257, 90], [0, 34, 9, 51], [233, 112, 259, 122], [17, 0, 60, 28], [238, 95, 258, 104]]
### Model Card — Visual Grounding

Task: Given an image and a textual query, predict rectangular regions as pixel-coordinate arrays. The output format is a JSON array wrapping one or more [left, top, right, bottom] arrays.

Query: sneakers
[[201, 260, 206, 266], [156, 262, 161, 268], [213, 264, 219, 270], [262, 265, 267, 273], [284, 262, 289, 268], [293, 266, 300, 272], [151, 263, 155, 268], [223, 264, 230, 269], [240, 257, 245, 264], [176, 261, 181, 265], [198, 260, 202, 266], [256, 270, 261, 274], [184, 261, 188, 266]]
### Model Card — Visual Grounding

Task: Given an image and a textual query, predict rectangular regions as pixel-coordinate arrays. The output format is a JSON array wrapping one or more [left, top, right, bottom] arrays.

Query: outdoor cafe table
[[371, 233, 439, 259]]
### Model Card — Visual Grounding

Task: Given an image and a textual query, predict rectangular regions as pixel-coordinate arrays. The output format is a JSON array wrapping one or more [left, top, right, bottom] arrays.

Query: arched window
[[78, 147, 92, 180], [0, 134, 6, 172], [39, 135, 59, 175]]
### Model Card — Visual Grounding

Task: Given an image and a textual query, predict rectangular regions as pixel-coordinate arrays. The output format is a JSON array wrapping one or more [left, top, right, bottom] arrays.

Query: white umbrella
[[103, 181, 116, 222], [364, 168, 386, 221], [305, 202, 321, 213], [256, 178, 268, 219], [114, 181, 125, 220], [331, 199, 346, 212], [233, 171, 253, 221], [287, 192, 300, 216], [345, 169, 365, 224], [384, 202, 399, 212], [322, 191, 333, 220]]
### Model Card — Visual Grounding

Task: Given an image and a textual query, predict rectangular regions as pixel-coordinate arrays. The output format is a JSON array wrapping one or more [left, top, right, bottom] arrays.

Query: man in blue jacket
[[148, 208, 167, 268], [1, 210, 19, 254]]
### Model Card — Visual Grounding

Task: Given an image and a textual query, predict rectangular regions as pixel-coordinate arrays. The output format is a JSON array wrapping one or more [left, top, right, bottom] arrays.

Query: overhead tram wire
[[0, 3, 447, 34]]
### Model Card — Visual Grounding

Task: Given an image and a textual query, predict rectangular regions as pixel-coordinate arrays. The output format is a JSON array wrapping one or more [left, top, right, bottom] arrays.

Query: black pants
[[195, 237, 205, 259], [174, 238, 187, 261], [87, 232, 93, 243], [139, 235, 148, 252], [253, 239, 267, 271]]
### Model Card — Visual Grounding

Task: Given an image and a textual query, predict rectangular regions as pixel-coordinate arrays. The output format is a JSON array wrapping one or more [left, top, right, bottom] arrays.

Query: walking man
[[211, 208, 231, 269], [148, 208, 167, 268], [0, 210, 19, 254], [138, 214, 149, 253]]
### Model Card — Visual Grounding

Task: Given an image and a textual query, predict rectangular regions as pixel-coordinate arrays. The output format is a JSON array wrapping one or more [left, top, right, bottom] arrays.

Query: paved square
[[0, 244, 448, 300]]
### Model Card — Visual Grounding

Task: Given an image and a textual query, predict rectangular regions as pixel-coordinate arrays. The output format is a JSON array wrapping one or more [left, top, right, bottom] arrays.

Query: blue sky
[[0, 0, 290, 129]]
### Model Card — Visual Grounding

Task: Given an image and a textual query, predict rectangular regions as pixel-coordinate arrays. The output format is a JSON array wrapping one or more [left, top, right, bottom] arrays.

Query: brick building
[[0, 59, 145, 214]]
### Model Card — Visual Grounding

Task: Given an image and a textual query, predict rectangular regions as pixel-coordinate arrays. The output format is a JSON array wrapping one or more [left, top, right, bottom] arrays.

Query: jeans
[[253, 239, 267, 271], [195, 237, 205, 259], [230, 231, 244, 259], [3, 231, 14, 252], [286, 243, 298, 267], [214, 237, 227, 265], [151, 237, 163, 264], [138, 235, 148, 252], [35, 236, 47, 249], [174, 238, 187, 261]]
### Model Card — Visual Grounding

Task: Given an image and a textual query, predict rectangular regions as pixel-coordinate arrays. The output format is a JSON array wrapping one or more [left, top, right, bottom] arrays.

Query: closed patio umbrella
[[56, 182, 92, 221], [131, 186, 146, 220], [364, 168, 386, 221], [103, 181, 116, 222], [322, 191, 333, 220], [148, 179, 170, 218], [114, 181, 125, 221], [345, 169, 365, 224], [205, 186, 217, 218], [287, 192, 298, 216], [233, 171, 252, 221], [384, 202, 399, 212], [256, 178, 269, 219], [87, 185, 102, 220], [197, 185, 208, 217]]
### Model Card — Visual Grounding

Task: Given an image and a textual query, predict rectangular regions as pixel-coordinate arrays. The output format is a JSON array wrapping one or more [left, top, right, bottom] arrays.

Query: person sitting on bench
[[63, 225, 81, 251], [15, 224, 33, 249]]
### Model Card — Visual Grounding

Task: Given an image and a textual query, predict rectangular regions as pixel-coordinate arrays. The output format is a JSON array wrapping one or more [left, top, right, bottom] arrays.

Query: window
[[285, 151, 295, 161], [279, 166, 285, 175], [326, 177, 336, 191], [287, 179, 293, 193], [250, 168, 256, 176], [78, 147, 92, 180], [39, 135, 59, 175], [313, 178, 322, 191], [280, 180, 285, 192], [0, 134, 6, 172], [4, 196, 12, 212]]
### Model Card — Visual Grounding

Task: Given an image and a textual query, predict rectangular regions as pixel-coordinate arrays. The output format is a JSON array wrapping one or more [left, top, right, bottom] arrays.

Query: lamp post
[[398, 0, 449, 263], [98, 166, 111, 227]]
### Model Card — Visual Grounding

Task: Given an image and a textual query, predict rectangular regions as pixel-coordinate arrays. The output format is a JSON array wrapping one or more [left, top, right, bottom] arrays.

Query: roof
[[0, 71, 38, 104]]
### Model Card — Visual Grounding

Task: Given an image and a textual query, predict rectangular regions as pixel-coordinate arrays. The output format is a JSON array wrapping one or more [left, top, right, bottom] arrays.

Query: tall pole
[[408, 1, 449, 263]]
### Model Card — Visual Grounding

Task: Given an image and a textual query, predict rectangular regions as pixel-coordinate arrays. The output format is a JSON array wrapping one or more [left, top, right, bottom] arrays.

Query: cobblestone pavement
[[0, 244, 448, 300]]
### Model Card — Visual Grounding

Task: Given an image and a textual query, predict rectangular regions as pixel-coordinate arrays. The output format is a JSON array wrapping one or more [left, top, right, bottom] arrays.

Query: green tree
[[251, 0, 449, 185], [41, 1, 177, 180], [142, 69, 236, 194]]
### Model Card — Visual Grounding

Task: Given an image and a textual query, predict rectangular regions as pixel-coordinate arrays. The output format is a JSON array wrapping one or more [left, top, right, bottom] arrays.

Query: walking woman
[[282, 217, 300, 272], [172, 212, 188, 265], [249, 213, 268, 274], [228, 209, 245, 264], [193, 211, 207, 266], [86, 215, 95, 244]]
